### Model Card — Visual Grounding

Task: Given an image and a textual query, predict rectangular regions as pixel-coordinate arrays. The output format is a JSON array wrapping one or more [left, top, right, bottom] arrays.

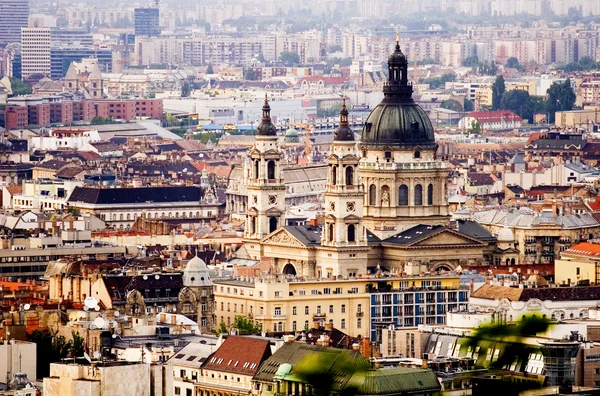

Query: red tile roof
[[202, 336, 271, 376], [466, 110, 522, 123], [564, 242, 600, 257]]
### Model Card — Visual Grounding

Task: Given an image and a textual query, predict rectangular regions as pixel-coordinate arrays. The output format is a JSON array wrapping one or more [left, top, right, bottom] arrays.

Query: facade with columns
[[239, 43, 500, 278]]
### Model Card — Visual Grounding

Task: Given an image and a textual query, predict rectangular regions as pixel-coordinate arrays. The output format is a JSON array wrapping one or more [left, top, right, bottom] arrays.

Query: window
[[259, 291, 263, 297], [305, 306, 309, 314], [175, 387, 181, 395], [267, 160, 276, 180], [323, 288, 331, 294], [292, 306, 297, 315], [341, 304, 346, 313], [347, 224, 356, 242], [427, 184, 434, 205], [357, 318, 362, 328], [331, 165, 337, 185], [329, 305, 334, 313], [293, 321, 297, 331], [345, 166, 353, 185], [186, 389, 192, 396], [414, 151, 421, 158], [275, 291, 282, 297], [341, 319, 346, 329], [274, 307, 281, 316], [317, 306, 321, 314], [414, 184, 423, 206], [399, 185, 408, 206], [304, 320, 309, 329], [369, 184, 377, 205], [358, 304, 362, 313]]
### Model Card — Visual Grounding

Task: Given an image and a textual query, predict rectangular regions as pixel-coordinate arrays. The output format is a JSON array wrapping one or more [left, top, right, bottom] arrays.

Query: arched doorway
[[267, 160, 276, 180], [283, 263, 297, 276]]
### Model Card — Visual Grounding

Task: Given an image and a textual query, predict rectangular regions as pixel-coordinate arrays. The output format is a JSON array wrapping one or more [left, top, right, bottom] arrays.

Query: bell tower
[[317, 100, 369, 277], [243, 94, 286, 259]]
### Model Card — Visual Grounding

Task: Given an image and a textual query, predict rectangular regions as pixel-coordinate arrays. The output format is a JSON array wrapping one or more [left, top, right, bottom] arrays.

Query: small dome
[[187, 255, 207, 271], [497, 227, 514, 243], [334, 99, 354, 142], [256, 94, 277, 137], [285, 127, 298, 136]]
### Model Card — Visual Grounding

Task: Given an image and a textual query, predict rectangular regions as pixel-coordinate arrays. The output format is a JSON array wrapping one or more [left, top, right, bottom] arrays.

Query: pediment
[[410, 229, 485, 247], [265, 207, 283, 215], [260, 228, 305, 248]]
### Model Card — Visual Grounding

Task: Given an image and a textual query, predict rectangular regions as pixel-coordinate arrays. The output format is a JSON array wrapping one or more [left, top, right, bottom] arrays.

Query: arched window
[[347, 224, 356, 242], [369, 184, 377, 205], [511, 258, 516, 265], [328, 223, 334, 242], [267, 160, 276, 180], [119, 213, 124, 220], [331, 165, 337, 185], [398, 185, 408, 206], [427, 184, 434, 205], [250, 217, 256, 234], [269, 217, 278, 233], [345, 166, 353, 186], [414, 184, 423, 206], [126, 213, 130, 220], [254, 160, 259, 179], [341, 319, 346, 329]]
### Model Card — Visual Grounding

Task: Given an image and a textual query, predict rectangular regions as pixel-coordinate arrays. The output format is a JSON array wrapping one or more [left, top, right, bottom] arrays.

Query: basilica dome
[[361, 38, 436, 148]]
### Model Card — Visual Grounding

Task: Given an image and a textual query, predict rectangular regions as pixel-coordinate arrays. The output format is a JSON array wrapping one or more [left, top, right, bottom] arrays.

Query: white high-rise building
[[21, 27, 51, 78], [0, 0, 30, 45]]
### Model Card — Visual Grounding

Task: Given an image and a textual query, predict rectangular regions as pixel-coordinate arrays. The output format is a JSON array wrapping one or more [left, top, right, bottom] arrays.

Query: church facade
[[238, 41, 512, 277]]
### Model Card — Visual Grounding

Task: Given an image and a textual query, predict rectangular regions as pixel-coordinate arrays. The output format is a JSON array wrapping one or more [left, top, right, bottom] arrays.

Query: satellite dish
[[93, 351, 101, 360], [84, 352, 91, 363], [114, 311, 120, 317], [84, 297, 99, 309], [94, 306, 100, 312], [155, 275, 160, 280], [112, 334, 117, 339], [116, 329, 122, 335], [89, 324, 97, 330], [84, 306, 89, 312], [93, 317, 106, 329], [23, 304, 30, 311], [134, 327, 140, 334], [172, 307, 177, 312], [143, 275, 148, 280]]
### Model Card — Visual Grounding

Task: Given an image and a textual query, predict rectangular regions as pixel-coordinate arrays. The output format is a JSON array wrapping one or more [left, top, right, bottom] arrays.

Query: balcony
[[356, 311, 364, 317], [313, 313, 326, 320], [273, 314, 287, 320]]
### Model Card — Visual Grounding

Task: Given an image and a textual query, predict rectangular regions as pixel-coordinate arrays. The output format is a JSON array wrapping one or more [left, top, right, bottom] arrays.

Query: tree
[[9, 77, 32, 96], [328, 45, 342, 53], [462, 55, 479, 67], [231, 315, 262, 335], [206, 64, 214, 74], [217, 322, 228, 335], [506, 56, 519, 69], [244, 68, 256, 80], [421, 73, 456, 89], [492, 75, 506, 110], [470, 120, 482, 135], [464, 99, 474, 112], [500, 89, 530, 115], [28, 329, 78, 378], [477, 61, 497, 76], [71, 331, 85, 357], [546, 79, 576, 123], [279, 51, 301, 66], [440, 99, 463, 112], [181, 82, 192, 97], [164, 113, 178, 126]]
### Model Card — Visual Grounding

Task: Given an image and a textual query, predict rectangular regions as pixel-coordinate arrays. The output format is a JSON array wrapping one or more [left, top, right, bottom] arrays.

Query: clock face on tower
[[346, 202, 355, 212], [268, 195, 277, 205]]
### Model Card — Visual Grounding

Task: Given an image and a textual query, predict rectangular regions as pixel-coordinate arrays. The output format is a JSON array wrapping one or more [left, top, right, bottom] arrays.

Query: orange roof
[[564, 242, 600, 257]]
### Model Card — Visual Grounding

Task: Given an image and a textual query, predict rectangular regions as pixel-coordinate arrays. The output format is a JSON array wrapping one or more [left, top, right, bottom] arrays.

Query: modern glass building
[[134, 8, 160, 37], [50, 48, 113, 79]]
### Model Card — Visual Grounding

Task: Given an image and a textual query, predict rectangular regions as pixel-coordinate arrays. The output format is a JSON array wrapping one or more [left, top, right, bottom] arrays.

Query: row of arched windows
[[326, 223, 356, 243], [368, 183, 434, 206], [330, 165, 354, 186], [253, 159, 277, 180]]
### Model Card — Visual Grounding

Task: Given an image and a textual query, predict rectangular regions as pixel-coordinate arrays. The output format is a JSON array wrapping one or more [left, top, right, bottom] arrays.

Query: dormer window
[[414, 151, 421, 159]]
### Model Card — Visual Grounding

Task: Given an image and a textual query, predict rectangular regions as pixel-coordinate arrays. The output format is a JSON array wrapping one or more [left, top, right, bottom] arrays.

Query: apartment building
[[213, 275, 467, 342], [21, 27, 51, 78]]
